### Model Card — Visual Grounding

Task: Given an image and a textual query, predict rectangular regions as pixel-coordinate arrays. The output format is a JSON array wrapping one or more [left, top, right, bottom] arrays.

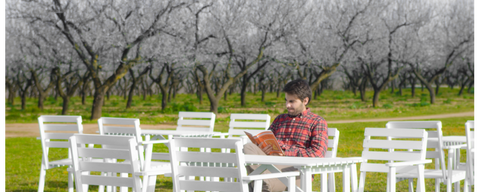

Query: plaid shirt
[[269, 108, 328, 157]]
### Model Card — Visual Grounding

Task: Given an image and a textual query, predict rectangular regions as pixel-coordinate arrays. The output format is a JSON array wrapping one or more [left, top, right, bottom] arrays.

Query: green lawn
[[6, 116, 474, 191]]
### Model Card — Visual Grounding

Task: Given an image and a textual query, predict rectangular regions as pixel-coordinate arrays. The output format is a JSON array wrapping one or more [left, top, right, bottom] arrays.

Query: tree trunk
[[426, 84, 435, 104], [38, 94, 46, 110], [435, 79, 441, 95], [90, 90, 106, 120], [61, 96, 70, 115], [372, 89, 380, 108], [399, 85, 403, 96], [359, 78, 367, 102], [261, 84, 266, 102], [458, 78, 469, 96], [240, 77, 248, 106], [390, 80, 395, 94], [126, 83, 135, 109], [467, 80, 474, 94], [208, 96, 219, 114], [410, 79, 416, 98], [197, 86, 203, 104], [21, 93, 27, 110]]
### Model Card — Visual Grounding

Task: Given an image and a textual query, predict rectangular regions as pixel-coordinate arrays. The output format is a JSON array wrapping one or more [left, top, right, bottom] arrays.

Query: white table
[[244, 155, 365, 192]]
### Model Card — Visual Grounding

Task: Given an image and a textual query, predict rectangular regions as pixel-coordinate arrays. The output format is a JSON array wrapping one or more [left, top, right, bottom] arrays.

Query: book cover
[[245, 130, 284, 156]]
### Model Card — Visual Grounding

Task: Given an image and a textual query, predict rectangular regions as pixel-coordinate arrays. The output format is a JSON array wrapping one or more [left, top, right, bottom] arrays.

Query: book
[[244, 130, 284, 156]]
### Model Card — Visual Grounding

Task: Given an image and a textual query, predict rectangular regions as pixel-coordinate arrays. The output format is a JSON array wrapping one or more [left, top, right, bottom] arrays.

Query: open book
[[244, 131, 284, 156]]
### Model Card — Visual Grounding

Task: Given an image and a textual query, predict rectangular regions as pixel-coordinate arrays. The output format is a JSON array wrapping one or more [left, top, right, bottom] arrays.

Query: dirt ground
[[5, 111, 474, 138]]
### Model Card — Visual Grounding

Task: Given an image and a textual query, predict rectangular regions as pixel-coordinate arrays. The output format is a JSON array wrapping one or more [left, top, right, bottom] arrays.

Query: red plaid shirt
[[269, 108, 328, 157]]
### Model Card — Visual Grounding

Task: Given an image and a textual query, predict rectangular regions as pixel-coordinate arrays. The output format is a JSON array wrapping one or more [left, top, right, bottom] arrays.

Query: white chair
[[224, 113, 271, 144], [323, 128, 340, 192], [176, 111, 216, 132], [358, 128, 430, 192], [459, 120, 474, 191], [37, 115, 85, 192], [386, 121, 467, 192], [98, 117, 171, 192], [68, 134, 144, 192], [169, 137, 300, 192]]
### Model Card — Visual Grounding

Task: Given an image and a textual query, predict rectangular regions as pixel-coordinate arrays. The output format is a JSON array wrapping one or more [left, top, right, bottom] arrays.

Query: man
[[244, 78, 328, 191]]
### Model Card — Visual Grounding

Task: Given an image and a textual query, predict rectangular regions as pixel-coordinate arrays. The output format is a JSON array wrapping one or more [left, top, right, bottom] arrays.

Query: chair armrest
[[139, 140, 170, 145], [242, 171, 300, 181], [385, 160, 432, 167]]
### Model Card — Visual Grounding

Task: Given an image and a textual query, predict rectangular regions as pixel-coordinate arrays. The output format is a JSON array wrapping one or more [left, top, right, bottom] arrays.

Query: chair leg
[[388, 167, 396, 192], [358, 172, 366, 192], [328, 173, 335, 192], [68, 169, 74, 192], [253, 180, 262, 192], [37, 165, 46, 192], [287, 176, 296, 192], [408, 179, 414, 192], [147, 175, 157, 192], [435, 179, 440, 192], [416, 165, 425, 192]]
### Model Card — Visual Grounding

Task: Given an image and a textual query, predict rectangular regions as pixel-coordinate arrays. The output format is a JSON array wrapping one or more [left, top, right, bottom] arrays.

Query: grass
[[5, 87, 474, 191], [6, 116, 474, 192], [5, 87, 474, 124]]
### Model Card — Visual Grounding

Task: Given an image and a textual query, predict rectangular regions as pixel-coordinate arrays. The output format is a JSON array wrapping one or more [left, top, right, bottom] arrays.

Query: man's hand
[[258, 144, 284, 156]]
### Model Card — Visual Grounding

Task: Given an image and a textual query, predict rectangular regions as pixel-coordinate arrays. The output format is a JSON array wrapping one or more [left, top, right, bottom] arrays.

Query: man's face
[[285, 92, 308, 116]]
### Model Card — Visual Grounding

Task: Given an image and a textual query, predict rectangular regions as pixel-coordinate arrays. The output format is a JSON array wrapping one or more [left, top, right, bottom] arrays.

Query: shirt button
[[286, 139, 289, 141], [289, 129, 291, 131], [293, 118, 295, 121]]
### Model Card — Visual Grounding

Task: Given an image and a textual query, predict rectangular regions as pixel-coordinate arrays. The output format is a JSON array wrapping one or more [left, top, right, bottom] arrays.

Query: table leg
[[321, 173, 328, 192], [343, 165, 351, 192]]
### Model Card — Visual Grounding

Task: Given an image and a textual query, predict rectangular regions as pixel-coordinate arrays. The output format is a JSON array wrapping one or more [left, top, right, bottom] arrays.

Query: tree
[[12, 0, 189, 119], [53, 65, 84, 115]]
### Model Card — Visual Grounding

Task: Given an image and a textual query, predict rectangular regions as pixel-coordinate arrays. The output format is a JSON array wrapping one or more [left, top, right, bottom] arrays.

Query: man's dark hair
[[283, 79, 312, 105]]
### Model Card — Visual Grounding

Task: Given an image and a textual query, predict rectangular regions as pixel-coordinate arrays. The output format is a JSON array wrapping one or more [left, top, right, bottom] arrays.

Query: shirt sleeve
[[281, 119, 328, 158]]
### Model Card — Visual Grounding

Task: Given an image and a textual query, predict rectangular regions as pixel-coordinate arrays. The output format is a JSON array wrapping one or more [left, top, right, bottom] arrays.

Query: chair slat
[[229, 122, 269, 128], [175, 138, 239, 149], [46, 141, 70, 148], [40, 115, 81, 122], [79, 161, 133, 173], [75, 134, 133, 146], [363, 140, 425, 150], [178, 166, 240, 178], [100, 118, 138, 125], [42, 124, 79, 131], [365, 128, 426, 138], [230, 113, 270, 120], [178, 120, 213, 126], [80, 175, 135, 187], [360, 163, 390, 173], [178, 180, 242, 191], [103, 126, 137, 134], [386, 121, 441, 129], [44, 133, 75, 140], [78, 148, 131, 159], [176, 152, 237, 163], [179, 112, 215, 118], [362, 151, 423, 161]]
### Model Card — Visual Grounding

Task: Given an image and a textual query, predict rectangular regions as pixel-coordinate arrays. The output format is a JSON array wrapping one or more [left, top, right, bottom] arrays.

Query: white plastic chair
[[358, 128, 430, 192], [98, 117, 171, 192], [323, 128, 340, 192], [176, 111, 216, 132], [386, 121, 467, 192], [459, 120, 474, 191], [169, 137, 300, 192], [37, 115, 85, 192], [224, 113, 271, 144], [69, 134, 144, 192]]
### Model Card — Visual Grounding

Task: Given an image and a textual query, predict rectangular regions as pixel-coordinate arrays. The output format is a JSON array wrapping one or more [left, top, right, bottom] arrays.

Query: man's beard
[[287, 108, 302, 116]]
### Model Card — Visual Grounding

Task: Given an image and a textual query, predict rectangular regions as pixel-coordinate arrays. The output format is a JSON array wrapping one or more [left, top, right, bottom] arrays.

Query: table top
[[244, 155, 365, 167]]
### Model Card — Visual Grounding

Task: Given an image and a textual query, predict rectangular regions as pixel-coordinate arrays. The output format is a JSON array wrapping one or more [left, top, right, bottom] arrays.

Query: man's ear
[[303, 97, 309, 106]]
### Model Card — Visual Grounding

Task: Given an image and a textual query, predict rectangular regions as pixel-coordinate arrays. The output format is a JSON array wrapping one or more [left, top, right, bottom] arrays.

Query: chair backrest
[[360, 128, 428, 174], [465, 120, 474, 183], [176, 112, 216, 132], [386, 121, 446, 180], [326, 128, 340, 158], [227, 113, 271, 139], [69, 134, 142, 192], [169, 137, 248, 192], [98, 117, 145, 166], [38, 115, 83, 168]]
